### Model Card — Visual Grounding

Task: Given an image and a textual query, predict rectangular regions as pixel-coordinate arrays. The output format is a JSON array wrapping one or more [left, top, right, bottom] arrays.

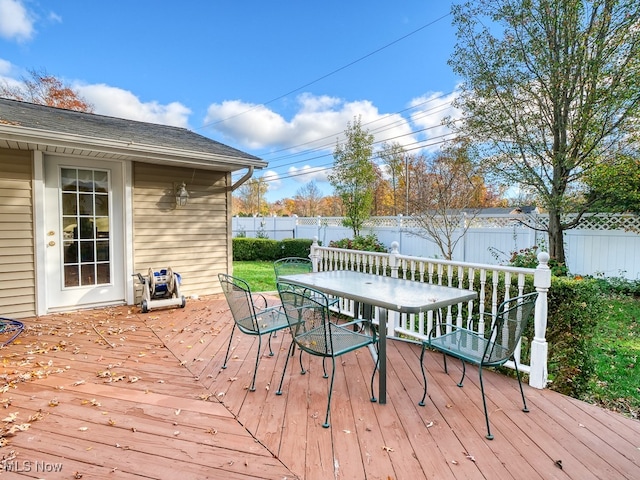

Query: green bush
[[232, 237, 314, 261], [232, 238, 280, 261], [279, 238, 313, 258], [545, 276, 605, 398], [329, 234, 388, 252]]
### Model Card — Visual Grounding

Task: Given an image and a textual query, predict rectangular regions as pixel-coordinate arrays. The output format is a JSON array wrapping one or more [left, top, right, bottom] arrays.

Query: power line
[[260, 92, 457, 168], [200, 12, 452, 131]]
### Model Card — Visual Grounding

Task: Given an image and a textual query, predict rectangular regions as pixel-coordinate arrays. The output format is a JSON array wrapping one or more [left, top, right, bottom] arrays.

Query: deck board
[[2, 296, 639, 479]]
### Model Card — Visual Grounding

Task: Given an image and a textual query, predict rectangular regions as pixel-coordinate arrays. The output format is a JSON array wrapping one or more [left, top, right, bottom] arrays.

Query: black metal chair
[[0, 317, 24, 347], [276, 281, 378, 428], [419, 292, 538, 440], [218, 273, 290, 391]]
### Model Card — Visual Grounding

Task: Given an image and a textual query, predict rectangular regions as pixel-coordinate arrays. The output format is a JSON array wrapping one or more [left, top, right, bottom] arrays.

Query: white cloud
[[0, 0, 34, 42], [407, 91, 461, 151], [204, 93, 417, 152], [77, 84, 191, 128], [48, 11, 62, 23], [0, 58, 13, 75], [259, 169, 282, 192], [287, 164, 330, 184]]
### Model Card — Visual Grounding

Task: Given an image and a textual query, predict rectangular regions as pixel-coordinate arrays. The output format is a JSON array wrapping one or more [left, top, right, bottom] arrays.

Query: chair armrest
[[251, 293, 269, 309], [426, 323, 477, 339]]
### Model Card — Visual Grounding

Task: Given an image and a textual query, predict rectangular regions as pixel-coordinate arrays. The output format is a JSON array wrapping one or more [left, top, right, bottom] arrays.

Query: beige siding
[[0, 148, 35, 318], [133, 163, 231, 298]]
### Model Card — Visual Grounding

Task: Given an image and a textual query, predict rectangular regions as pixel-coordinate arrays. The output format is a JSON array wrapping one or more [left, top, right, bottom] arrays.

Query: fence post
[[310, 237, 320, 272], [389, 241, 400, 278], [529, 251, 551, 388]]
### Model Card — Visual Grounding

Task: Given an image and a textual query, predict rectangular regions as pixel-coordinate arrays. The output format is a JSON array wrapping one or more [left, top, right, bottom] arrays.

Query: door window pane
[[61, 167, 111, 288]]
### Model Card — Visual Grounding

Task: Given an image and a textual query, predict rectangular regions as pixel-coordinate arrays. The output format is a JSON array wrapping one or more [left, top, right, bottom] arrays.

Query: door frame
[[34, 152, 134, 315]]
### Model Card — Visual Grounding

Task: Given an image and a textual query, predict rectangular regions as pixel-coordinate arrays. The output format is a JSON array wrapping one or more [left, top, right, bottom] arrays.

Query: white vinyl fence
[[233, 213, 640, 279]]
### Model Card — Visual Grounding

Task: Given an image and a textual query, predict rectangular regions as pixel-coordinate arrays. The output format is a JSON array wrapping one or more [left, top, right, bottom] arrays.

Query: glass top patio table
[[278, 270, 478, 404]]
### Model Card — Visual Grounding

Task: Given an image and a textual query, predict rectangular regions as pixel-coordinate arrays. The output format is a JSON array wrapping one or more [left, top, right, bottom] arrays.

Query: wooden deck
[[1, 295, 639, 479]]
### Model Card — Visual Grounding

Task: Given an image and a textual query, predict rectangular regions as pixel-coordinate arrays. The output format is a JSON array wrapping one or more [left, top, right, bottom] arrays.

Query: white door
[[44, 157, 125, 311]]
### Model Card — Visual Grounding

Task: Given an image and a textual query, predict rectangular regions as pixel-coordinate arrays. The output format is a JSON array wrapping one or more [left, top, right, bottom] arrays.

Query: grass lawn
[[587, 296, 640, 419], [232, 261, 277, 292]]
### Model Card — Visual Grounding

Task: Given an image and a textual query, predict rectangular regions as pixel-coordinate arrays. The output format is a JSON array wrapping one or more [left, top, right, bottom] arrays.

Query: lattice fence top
[[292, 214, 640, 232]]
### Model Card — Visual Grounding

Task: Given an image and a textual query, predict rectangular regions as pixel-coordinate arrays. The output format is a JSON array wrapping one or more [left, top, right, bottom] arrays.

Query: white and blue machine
[[135, 267, 186, 313]]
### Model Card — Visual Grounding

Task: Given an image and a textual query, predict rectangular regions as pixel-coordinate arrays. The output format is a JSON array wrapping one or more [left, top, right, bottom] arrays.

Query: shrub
[[232, 238, 280, 261], [232, 237, 314, 261], [279, 238, 313, 258], [545, 276, 605, 398], [329, 233, 388, 253], [490, 242, 569, 276]]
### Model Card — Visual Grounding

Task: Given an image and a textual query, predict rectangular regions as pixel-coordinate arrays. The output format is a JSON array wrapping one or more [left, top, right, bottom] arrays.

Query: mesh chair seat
[[235, 306, 288, 335], [428, 329, 510, 367], [296, 323, 375, 357]]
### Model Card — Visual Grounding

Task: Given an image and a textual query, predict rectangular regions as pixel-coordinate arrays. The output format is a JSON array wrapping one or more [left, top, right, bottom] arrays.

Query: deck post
[[386, 241, 401, 338], [529, 252, 551, 388], [310, 237, 320, 272]]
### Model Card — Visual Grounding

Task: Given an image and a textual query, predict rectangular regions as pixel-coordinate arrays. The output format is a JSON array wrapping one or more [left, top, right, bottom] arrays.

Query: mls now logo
[[4, 460, 63, 472]]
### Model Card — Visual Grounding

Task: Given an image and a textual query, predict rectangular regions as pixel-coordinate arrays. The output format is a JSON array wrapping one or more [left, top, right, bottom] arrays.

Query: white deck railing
[[310, 239, 552, 389]]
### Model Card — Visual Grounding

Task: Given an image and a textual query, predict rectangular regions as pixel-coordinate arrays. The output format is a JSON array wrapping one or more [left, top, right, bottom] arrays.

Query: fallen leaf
[[2, 412, 18, 423]]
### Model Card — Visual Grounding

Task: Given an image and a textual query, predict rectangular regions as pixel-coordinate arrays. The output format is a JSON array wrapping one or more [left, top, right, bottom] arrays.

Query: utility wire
[[200, 12, 452, 130], [260, 92, 457, 167]]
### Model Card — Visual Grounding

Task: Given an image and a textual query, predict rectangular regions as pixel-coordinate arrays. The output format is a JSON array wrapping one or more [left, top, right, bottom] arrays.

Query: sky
[[0, 0, 462, 202]]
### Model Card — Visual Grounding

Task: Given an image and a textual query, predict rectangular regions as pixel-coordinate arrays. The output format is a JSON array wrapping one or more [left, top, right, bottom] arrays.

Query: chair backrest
[[484, 292, 538, 364], [274, 257, 313, 280], [218, 273, 260, 334], [277, 281, 332, 355]]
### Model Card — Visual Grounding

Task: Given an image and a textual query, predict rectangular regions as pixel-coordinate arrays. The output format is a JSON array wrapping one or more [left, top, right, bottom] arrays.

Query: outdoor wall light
[[175, 182, 189, 208]]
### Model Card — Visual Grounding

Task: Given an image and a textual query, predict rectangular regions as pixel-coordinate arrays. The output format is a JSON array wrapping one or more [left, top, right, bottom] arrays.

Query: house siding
[[0, 148, 36, 318], [132, 162, 231, 298]]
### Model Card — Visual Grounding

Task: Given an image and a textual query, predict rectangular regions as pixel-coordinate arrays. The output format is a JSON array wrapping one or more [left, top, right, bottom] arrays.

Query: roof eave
[[0, 124, 267, 172]]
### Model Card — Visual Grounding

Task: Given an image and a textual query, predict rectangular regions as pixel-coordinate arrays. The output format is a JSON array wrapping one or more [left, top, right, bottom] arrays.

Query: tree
[[449, 0, 640, 265], [0, 68, 94, 112], [585, 152, 640, 213], [409, 141, 486, 259], [328, 117, 376, 237], [293, 180, 323, 216], [379, 142, 408, 215], [233, 178, 269, 216]]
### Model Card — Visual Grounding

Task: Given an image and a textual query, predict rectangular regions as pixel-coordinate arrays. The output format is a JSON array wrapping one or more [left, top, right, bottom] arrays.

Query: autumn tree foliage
[[409, 140, 493, 259], [0, 68, 93, 112]]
